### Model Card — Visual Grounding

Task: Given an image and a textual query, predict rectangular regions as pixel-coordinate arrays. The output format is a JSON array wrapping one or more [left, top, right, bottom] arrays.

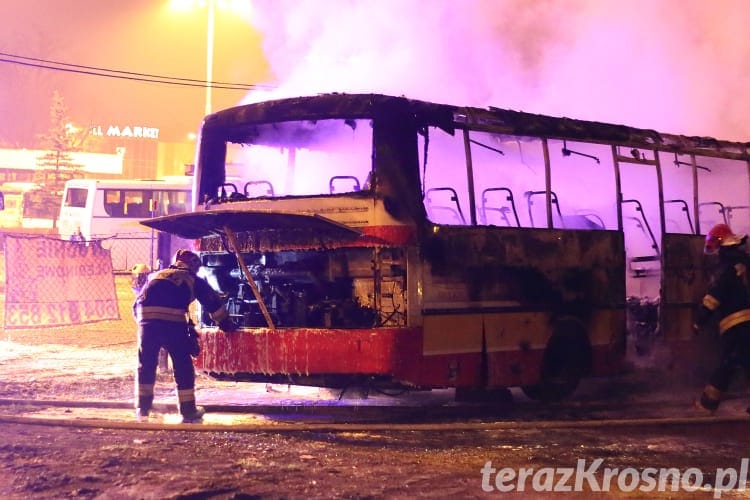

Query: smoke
[[243, 0, 750, 141]]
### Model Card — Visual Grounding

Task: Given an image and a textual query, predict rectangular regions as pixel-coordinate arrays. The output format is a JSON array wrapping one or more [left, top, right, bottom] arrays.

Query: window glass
[[64, 188, 88, 208]]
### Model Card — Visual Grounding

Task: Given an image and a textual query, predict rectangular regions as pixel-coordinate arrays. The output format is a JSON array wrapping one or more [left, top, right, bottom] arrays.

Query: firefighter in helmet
[[130, 263, 152, 296], [133, 249, 238, 422], [694, 223, 750, 413]]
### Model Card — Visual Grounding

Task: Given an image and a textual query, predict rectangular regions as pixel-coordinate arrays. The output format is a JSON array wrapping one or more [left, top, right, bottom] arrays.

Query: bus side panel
[[659, 233, 720, 374], [660, 234, 708, 341], [420, 313, 486, 387], [420, 226, 626, 388], [483, 312, 548, 387], [586, 308, 628, 376], [418, 310, 626, 388], [420, 312, 546, 388], [197, 327, 425, 385]]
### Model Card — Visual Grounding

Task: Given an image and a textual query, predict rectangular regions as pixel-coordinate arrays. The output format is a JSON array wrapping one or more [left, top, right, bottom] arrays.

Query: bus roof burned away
[[206, 93, 750, 159], [220, 118, 363, 150]]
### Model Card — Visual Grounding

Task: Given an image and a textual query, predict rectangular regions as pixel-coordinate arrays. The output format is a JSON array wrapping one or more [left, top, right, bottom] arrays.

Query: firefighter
[[133, 249, 238, 423], [694, 223, 750, 414], [130, 263, 151, 296]]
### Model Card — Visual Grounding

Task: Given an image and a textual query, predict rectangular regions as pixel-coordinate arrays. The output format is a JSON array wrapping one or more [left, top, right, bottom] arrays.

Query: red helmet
[[704, 223, 746, 254], [173, 249, 202, 273]]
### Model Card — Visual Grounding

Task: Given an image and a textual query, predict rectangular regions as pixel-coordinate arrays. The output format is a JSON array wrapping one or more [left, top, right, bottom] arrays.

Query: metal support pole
[[205, 0, 215, 116], [223, 226, 275, 329]]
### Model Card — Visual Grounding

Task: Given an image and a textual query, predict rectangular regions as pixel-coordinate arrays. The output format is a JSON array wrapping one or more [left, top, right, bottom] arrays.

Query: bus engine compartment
[[197, 246, 408, 329]]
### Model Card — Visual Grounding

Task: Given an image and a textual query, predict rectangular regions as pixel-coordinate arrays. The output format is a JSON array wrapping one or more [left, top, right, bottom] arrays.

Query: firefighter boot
[[178, 389, 205, 423], [136, 385, 154, 421], [694, 384, 721, 415], [180, 404, 205, 423]]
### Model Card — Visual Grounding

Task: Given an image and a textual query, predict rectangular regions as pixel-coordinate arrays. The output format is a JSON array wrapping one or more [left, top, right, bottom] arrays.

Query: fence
[[0, 231, 188, 331], [90, 231, 166, 273]]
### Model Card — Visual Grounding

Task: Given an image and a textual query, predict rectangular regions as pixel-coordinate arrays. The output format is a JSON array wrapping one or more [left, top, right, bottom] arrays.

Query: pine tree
[[26, 91, 88, 227]]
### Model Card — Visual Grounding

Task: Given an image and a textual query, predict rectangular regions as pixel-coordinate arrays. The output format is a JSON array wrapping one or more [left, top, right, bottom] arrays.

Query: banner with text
[[4, 236, 120, 329]]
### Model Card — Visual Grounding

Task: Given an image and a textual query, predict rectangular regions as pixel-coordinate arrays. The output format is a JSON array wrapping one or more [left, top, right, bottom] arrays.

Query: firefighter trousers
[[700, 322, 750, 410], [136, 320, 196, 411]]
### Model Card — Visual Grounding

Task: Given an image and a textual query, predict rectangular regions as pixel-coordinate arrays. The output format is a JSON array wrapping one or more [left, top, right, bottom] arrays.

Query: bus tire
[[521, 318, 592, 403]]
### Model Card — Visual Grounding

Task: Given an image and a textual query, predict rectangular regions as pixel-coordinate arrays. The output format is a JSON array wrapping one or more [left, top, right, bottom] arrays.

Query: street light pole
[[205, 0, 215, 116]]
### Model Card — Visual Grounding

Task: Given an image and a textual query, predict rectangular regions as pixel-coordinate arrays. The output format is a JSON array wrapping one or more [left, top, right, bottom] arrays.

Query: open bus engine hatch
[[139, 209, 362, 241]]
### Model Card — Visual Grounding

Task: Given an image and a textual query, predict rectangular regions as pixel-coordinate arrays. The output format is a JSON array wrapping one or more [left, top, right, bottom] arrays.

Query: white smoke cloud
[[243, 0, 750, 141]]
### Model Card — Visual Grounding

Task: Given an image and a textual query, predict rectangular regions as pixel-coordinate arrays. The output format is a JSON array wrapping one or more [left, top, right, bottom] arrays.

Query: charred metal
[[200, 246, 406, 329]]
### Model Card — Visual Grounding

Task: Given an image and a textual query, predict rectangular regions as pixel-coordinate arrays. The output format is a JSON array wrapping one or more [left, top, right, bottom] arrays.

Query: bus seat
[[698, 201, 728, 232], [168, 203, 187, 215], [525, 190, 563, 228], [724, 205, 750, 232], [218, 183, 247, 202], [425, 187, 466, 225], [125, 202, 148, 217], [329, 176, 361, 194], [622, 199, 660, 277], [244, 180, 274, 198], [663, 199, 694, 233], [106, 203, 124, 217], [480, 187, 520, 227], [561, 213, 605, 230], [525, 191, 605, 230], [628, 255, 661, 278]]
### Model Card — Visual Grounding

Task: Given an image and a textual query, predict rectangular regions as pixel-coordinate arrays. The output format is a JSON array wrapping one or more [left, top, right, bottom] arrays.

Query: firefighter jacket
[[696, 252, 750, 335], [133, 264, 230, 327]]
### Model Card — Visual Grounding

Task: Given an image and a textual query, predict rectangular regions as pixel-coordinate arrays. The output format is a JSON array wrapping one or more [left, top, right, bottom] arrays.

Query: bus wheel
[[521, 319, 592, 403]]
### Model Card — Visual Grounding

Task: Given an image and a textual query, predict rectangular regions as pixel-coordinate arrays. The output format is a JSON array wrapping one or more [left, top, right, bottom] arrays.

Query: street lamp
[[169, 0, 216, 116], [169, 1, 255, 114], [204, 0, 215, 116]]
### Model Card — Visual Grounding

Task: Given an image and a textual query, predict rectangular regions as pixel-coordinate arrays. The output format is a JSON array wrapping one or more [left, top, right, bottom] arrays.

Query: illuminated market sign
[[90, 125, 160, 140]]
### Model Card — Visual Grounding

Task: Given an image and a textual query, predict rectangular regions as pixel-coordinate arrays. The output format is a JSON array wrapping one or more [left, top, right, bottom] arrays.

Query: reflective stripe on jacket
[[133, 265, 227, 325], [719, 309, 750, 335], [703, 261, 750, 335]]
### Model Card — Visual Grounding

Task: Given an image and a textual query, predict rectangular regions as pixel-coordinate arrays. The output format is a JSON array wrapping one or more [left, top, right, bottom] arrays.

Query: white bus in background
[[0, 181, 59, 230], [58, 177, 193, 271], [0, 182, 37, 228]]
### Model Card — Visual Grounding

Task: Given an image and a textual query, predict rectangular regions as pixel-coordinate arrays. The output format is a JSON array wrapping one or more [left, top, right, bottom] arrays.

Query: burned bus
[[142, 93, 750, 401]]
